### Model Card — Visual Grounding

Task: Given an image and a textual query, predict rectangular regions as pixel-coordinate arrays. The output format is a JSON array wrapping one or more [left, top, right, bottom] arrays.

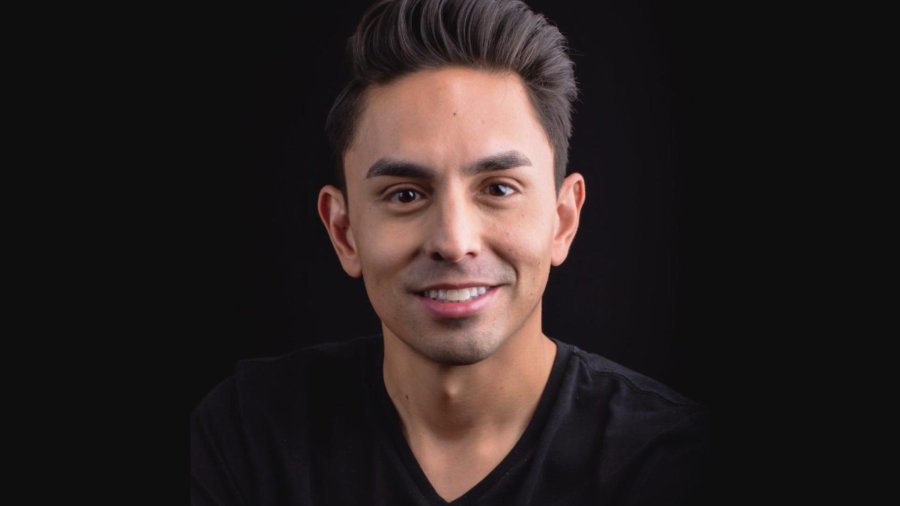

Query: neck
[[382, 318, 557, 442]]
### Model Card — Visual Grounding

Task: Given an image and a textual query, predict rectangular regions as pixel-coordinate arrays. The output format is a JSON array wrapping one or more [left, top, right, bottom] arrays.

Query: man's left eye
[[484, 183, 515, 197]]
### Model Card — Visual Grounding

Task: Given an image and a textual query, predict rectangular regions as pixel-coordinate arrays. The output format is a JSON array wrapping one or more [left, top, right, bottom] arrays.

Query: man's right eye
[[390, 189, 422, 204]]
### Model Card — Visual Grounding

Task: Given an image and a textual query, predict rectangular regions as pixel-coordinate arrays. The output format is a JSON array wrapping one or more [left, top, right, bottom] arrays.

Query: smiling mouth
[[418, 286, 491, 303]]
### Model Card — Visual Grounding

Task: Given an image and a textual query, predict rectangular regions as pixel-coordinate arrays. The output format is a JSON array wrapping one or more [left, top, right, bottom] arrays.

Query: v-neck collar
[[369, 335, 570, 505]]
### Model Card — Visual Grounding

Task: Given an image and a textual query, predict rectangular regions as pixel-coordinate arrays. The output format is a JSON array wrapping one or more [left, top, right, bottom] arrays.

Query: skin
[[318, 66, 586, 501]]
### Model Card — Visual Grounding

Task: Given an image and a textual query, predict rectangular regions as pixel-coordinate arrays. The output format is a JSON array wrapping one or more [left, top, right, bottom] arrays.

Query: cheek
[[489, 205, 555, 278], [355, 216, 420, 282]]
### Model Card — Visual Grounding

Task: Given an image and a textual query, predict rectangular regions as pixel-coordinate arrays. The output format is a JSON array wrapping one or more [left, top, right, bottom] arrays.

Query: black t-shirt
[[191, 335, 710, 505]]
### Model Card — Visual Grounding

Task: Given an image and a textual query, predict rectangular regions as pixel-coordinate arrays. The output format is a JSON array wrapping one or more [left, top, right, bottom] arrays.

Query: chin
[[426, 347, 490, 367], [405, 326, 505, 366]]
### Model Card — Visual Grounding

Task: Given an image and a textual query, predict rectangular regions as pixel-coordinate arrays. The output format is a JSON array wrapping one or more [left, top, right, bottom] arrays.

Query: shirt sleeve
[[609, 407, 713, 506], [191, 377, 249, 506]]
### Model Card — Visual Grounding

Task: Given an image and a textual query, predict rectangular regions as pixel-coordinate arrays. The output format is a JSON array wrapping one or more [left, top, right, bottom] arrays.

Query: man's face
[[320, 67, 584, 366]]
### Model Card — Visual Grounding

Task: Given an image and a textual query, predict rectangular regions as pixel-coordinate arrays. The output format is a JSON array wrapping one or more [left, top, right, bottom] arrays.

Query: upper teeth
[[424, 286, 488, 302]]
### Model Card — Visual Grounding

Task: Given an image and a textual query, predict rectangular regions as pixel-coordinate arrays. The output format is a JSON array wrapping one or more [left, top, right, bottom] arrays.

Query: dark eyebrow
[[365, 159, 435, 180], [463, 150, 532, 175], [365, 150, 532, 180]]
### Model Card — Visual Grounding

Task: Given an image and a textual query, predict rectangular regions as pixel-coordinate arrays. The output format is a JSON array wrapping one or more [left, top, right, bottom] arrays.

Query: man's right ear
[[317, 185, 362, 278]]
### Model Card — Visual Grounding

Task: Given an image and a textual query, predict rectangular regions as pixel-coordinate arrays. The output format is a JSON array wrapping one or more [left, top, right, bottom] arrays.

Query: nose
[[423, 188, 481, 263]]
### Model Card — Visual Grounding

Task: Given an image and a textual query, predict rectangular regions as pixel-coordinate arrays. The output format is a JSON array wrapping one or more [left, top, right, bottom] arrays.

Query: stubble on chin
[[397, 321, 502, 367]]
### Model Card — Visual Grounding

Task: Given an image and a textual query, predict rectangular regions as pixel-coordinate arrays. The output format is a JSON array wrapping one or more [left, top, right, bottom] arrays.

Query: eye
[[484, 183, 516, 197], [389, 188, 423, 204]]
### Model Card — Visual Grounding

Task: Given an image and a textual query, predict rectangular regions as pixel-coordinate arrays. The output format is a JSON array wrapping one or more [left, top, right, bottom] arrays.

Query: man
[[191, 0, 709, 504]]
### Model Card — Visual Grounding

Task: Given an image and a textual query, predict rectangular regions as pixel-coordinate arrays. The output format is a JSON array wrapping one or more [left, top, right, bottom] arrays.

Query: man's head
[[325, 0, 577, 192], [318, 0, 585, 366]]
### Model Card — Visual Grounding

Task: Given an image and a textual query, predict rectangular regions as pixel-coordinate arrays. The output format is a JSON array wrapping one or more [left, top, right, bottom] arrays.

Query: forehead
[[345, 67, 553, 182]]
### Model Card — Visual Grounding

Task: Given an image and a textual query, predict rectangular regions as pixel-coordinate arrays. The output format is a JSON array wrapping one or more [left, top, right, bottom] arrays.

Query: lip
[[416, 285, 499, 319], [414, 282, 497, 291]]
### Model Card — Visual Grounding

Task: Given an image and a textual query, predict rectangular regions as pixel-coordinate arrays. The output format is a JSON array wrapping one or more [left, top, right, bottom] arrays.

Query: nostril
[[429, 249, 475, 263]]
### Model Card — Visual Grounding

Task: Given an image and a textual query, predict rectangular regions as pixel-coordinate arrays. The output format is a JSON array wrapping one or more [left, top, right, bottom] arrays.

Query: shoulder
[[190, 337, 381, 505], [192, 335, 381, 428], [553, 339, 709, 442], [233, 335, 378, 391], [550, 341, 712, 502], [562, 341, 703, 411]]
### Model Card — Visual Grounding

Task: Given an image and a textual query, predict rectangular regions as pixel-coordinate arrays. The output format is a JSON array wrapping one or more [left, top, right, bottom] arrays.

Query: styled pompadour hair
[[325, 0, 577, 191]]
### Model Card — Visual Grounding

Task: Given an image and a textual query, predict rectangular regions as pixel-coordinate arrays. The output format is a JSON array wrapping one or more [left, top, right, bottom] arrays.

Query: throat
[[406, 422, 526, 502], [380, 333, 560, 499], [383, 334, 558, 439]]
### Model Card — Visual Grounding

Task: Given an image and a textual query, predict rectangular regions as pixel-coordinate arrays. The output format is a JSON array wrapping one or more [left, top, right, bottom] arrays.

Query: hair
[[325, 0, 577, 192]]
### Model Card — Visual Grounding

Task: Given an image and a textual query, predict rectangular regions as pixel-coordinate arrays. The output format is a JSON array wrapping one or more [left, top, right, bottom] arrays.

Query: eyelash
[[385, 182, 519, 204], [483, 183, 516, 197], [388, 188, 423, 204]]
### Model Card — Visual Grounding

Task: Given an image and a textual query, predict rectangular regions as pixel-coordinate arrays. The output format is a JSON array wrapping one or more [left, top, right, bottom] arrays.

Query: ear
[[551, 173, 586, 266], [317, 185, 362, 278]]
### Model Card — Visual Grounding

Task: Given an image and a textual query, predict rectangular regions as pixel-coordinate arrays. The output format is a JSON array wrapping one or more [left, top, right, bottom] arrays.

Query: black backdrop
[[182, 0, 765, 493]]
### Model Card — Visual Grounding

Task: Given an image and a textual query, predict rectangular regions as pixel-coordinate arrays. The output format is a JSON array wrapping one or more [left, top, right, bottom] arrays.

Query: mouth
[[414, 285, 498, 318], [418, 286, 491, 303]]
